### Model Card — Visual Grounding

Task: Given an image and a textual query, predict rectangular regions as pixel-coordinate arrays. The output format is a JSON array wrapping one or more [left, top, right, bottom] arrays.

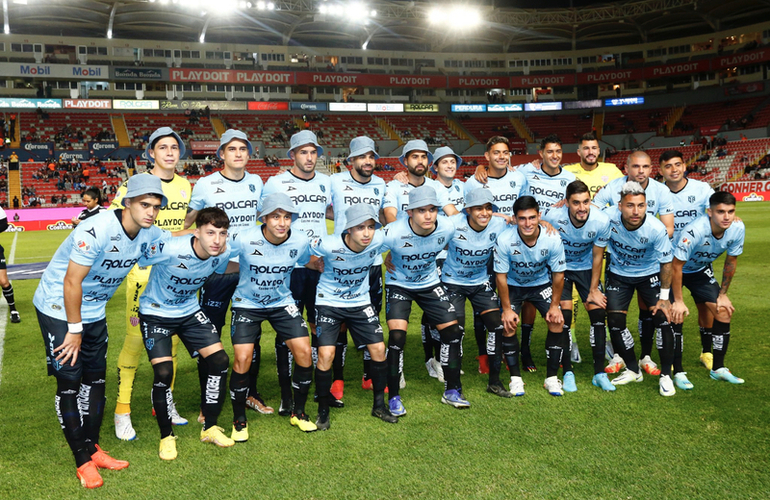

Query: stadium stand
[[18, 111, 115, 149], [382, 114, 461, 146], [123, 113, 217, 149]]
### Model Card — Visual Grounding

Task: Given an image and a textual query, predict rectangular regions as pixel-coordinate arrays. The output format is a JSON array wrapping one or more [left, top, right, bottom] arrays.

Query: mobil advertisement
[[718, 180, 770, 202]]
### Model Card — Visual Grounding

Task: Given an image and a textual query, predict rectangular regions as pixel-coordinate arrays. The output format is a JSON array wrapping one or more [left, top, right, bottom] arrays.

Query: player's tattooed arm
[[670, 258, 689, 324], [720, 255, 737, 295]]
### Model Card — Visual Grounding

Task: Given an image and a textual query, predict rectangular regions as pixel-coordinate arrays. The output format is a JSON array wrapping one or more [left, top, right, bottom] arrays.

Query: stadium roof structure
[[4, 0, 770, 53]]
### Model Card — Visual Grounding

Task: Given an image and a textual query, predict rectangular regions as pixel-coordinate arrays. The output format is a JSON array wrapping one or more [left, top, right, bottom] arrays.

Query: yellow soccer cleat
[[200, 426, 235, 447], [159, 435, 178, 461]]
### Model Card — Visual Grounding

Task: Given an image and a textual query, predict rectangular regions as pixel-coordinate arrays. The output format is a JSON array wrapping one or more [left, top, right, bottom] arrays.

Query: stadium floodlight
[[370, 9, 376, 17], [257, 0, 265, 8], [428, 5, 482, 28], [267, 2, 275, 10]]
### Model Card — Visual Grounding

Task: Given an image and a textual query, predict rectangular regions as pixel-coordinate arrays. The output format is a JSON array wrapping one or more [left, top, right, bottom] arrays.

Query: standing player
[[542, 180, 613, 391], [34, 174, 168, 488], [327, 136, 386, 400], [671, 192, 745, 385], [183, 129, 272, 415], [382, 186, 467, 415], [0, 205, 20, 323], [311, 205, 398, 428], [139, 208, 233, 460], [113, 127, 192, 441], [261, 130, 330, 416], [604, 181, 676, 396], [229, 193, 320, 434], [494, 196, 568, 396], [658, 149, 715, 376]]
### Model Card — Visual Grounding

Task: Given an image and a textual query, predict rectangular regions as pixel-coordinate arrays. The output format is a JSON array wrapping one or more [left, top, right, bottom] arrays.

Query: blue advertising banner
[[290, 102, 328, 111]]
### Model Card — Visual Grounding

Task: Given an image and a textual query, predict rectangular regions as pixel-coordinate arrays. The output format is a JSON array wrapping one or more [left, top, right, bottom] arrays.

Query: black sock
[[202, 350, 229, 430], [561, 310, 573, 373], [386, 329, 406, 398], [653, 312, 674, 377], [229, 370, 249, 423], [333, 330, 347, 382], [712, 320, 731, 370], [521, 324, 533, 359], [362, 349, 371, 381], [588, 309, 607, 375], [502, 335, 521, 377], [371, 360, 387, 409], [81, 370, 106, 454], [275, 340, 293, 403], [420, 317, 433, 362], [152, 361, 174, 438], [608, 312, 639, 372], [197, 356, 208, 411], [315, 367, 332, 415], [473, 310, 487, 357], [480, 311, 504, 383], [55, 377, 91, 467], [292, 364, 313, 415], [2, 284, 16, 311], [673, 323, 684, 374], [700, 326, 712, 353], [439, 324, 463, 392], [638, 310, 654, 358], [247, 343, 261, 396], [545, 330, 563, 378]]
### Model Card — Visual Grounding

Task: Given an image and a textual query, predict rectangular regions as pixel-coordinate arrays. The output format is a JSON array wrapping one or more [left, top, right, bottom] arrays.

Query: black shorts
[[605, 271, 661, 312], [140, 310, 220, 361], [561, 269, 594, 302], [0, 244, 5, 270], [683, 266, 719, 304], [369, 265, 384, 315], [445, 282, 500, 322], [230, 306, 309, 345], [36, 309, 108, 380], [290, 267, 320, 320], [385, 284, 457, 327], [507, 283, 555, 317], [199, 271, 239, 332], [315, 304, 384, 348]]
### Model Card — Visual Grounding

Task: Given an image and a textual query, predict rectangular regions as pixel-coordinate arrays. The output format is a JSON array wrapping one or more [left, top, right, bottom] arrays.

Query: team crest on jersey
[[489, 232, 497, 241], [76, 240, 90, 253], [509, 181, 516, 188], [145, 338, 155, 350], [320, 185, 326, 193], [374, 188, 380, 195], [85, 228, 97, 238], [587, 231, 596, 238], [290, 249, 298, 258], [369, 249, 377, 258], [688, 195, 696, 203], [130, 316, 140, 327], [560, 180, 567, 187], [640, 237, 649, 244], [648, 200, 655, 207], [212, 258, 220, 268], [249, 184, 256, 193], [215, 187, 225, 194], [541, 249, 548, 256], [438, 237, 445, 245]]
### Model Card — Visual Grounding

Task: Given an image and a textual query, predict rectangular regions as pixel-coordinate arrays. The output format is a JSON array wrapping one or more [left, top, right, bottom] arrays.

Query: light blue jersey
[[668, 179, 714, 240], [606, 210, 672, 277], [188, 171, 263, 261], [139, 235, 230, 317], [437, 179, 466, 260], [674, 216, 745, 274], [381, 216, 455, 289], [310, 231, 385, 307], [464, 169, 526, 217], [383, 178, 451, 219], [261, 170, 331, 240], [330, 171, 386, 235], [231, 226, 311, 309], [518, 163, 576, 209], [542, 205, 610, 271], [594, 176, 674, 218], [493, 225, 566, 287], [442, 214, 507, 286], [33, 210, 168, 322]]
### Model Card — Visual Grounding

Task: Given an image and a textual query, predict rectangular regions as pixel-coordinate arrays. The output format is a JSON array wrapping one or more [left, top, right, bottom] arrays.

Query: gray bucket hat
[[399, 139, 434, 167], [405, 185, 439, 211], [217, 129, 253, 159], [121, 173, 168, 208], [342, 204, 381, 233], [258, 193, 298, 222], [462, 188, 498, 215], [433, 146, 463, 167], [287, 130, 324, 159], [145, 127, 185, 164], [347, 136, 379, 160]]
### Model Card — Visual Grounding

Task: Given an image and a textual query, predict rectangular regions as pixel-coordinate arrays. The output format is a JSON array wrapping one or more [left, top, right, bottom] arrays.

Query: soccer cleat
[[278, 398, 293, 417], [486, 381, 513, 398], [91, 444, 129, 470], [246, 393, 274, 415], [231, 419, 249, 442], [314, 393, 344, 408], [10, 310, 20, 323], [114, 412, 137, 441], [372, 406, 399, 423], [388, 396, 406, 417], [330, 380, 344, 401], [570, 338, 582, 364], [710, 367, 745, 384], [399, 372, 406, 389], [544, 376, 563, 396], [562, 371, 577, 393], [605, 342, 616, 362], [604, 353, 626, 374], [476, 354, 490, 374], [315, 410, 330, 431], [674, 372, 694, 390], [425, 358, 439, 379], [611, 368, 643, 386], [700, 352, 714, 370], [169, 401, 188, 425], [591, 373, 616, 391], [639, 355, 661, 376], [159, 435, 178, 461], [521, 353, 537, 373], [659, 374, 676, 397], [509, 376, 525, 397], [290, 413, 318, 432], [200, 426, 235, 447], [76, 461, 103, 489], [441, 389, 471, 408]]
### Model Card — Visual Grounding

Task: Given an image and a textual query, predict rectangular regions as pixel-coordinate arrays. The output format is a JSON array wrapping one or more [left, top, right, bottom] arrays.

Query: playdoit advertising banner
[[718, 180, 770, 202]]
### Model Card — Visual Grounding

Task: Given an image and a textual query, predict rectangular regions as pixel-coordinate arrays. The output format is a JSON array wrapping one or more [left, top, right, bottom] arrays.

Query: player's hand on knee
[[650, 299, 671, 323], [716, 293, 735, 316], [670, 300, 689, 324], [587, 289, 607, 309], [502, 309, 518, 334], [54, 333, 82, 366], [546, 306, 563, 326]]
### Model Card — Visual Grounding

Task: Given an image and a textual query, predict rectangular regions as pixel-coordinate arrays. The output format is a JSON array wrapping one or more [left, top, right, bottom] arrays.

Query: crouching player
[[229, 193, 319, 435], [33, 174, 169, 488], [311, 204, 398, 429], [670, 191, 745, 385], [139, 207, 233, 460], [494, 195, 568, 396]]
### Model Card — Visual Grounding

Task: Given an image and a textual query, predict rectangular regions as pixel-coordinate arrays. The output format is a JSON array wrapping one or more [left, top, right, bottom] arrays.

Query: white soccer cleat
[[114, 413, 137, 441], [169, 401, 189, 426], [543, 376, 564, 396], [611, 368, 643, 386], [659, 374, 676, 397], [509, 376, 525, 396]]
